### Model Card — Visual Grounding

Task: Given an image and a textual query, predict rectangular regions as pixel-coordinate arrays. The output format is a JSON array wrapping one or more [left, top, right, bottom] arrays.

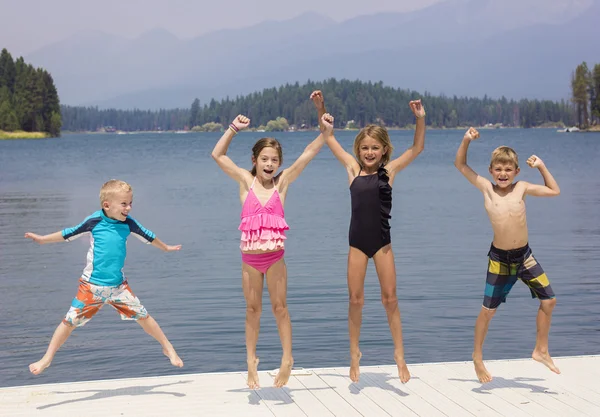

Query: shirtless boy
[[454, 127, 560, 383]]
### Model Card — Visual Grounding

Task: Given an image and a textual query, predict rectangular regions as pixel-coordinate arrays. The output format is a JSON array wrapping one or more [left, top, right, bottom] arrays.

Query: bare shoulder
[[513, 180, 529, 195]]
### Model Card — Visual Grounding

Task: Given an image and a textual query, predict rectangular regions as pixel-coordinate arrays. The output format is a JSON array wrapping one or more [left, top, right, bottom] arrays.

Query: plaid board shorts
[[483, 244, 555, 309], [63, 278, 148, 327]]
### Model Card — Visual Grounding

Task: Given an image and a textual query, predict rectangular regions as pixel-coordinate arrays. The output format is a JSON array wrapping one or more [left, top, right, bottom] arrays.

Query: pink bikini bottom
[[241, 250, 285, 274]]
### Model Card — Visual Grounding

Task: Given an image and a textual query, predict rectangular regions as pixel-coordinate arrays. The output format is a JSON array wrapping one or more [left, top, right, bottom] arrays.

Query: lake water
[[0, 128, 598, 388]]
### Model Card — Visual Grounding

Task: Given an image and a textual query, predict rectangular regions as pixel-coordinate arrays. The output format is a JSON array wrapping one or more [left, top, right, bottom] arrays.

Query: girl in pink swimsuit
[[211, 113, 334, 389]]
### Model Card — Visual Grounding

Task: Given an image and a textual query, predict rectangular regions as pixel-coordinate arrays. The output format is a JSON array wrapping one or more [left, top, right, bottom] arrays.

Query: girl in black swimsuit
[[310, 90, 426, 385]]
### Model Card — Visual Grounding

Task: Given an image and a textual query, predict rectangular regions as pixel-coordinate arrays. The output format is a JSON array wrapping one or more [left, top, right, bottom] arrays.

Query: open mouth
[[264, 169, 274, 175]]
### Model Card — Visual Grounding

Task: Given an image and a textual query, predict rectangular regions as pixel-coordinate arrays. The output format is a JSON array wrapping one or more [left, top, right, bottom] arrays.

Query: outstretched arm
[[386, 100, 426, 175], [523, 156, 560, 197], [211, 115, 252, 184], [151, 237, 182, 252], [310, 90, 360, 179], [280, 113, 334, 187], [24, 231, 64, 244], [454, 127, 492, 192]]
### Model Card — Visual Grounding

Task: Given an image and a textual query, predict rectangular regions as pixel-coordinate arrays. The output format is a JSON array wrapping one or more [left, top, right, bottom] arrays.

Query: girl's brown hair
[[250, 138, 283, 175]]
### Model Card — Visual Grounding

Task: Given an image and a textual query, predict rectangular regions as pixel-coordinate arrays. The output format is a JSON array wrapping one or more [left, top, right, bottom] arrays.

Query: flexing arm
[[386, 100, 426, 175], [310, 90, 359, 179], [211, 115, 252, 183], [24, 231, 65, 244], [454, 127, 492, 192], [151, 237, 182, 252], [523, 155, 560, 197]]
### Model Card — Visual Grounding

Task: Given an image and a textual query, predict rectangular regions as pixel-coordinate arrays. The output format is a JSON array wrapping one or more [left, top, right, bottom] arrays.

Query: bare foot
[[247, 357, 260, 389], [349, 351, 362, 383], [394, 355, 411, 384], [473, 358, 493, 383], [532, 350, 560, 374], [29, 357, 52, 375], [163, 348, 184, 368], [274, 358, 294, 388]]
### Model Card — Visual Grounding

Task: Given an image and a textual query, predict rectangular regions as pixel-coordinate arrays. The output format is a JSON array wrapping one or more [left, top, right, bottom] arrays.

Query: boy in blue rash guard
[[25, 179, 183, 375]]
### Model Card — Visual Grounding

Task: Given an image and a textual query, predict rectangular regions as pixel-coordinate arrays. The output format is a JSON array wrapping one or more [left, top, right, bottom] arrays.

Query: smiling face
[[250, 138, 283, 179], [103, 191, 133, 221], [353, 125, 393, 172], [489, 162, 519, 189], [253, 146, 281, 180], [99, 179, 133, 221], [357, 136, 387, 170]]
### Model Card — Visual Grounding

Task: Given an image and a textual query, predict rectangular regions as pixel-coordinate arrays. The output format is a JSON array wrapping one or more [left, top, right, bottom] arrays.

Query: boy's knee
[[61, 320, 77, 329], [540, 297, 557, 311], [480, 307, 497, 319]]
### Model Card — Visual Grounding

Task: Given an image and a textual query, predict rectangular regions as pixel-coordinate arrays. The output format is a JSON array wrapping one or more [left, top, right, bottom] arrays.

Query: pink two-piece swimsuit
[[239, 177, 289, 273]]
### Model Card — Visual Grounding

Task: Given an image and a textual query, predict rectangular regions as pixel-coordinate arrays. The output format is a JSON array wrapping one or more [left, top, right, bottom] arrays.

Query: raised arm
[[24, 231, 64, 244], [310, 90, 359, 180], [523, 155, 560, 197], [279, 113, 332, 188], [310, 90, 327, 129], [454, 127, 492, 192], [211, 115, 253, 184], [385, 100, 426, 175]]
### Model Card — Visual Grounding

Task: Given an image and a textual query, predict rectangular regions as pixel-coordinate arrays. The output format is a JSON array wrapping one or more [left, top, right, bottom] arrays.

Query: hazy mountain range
[[25, 0, 600, 109]]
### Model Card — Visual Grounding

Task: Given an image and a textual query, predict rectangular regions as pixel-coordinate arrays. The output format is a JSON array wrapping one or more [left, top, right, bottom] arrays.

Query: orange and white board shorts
[[63, 278, 148, 327]]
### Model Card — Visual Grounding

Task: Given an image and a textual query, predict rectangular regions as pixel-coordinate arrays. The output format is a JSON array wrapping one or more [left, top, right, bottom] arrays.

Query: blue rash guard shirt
[[61, 210, 155, 286]]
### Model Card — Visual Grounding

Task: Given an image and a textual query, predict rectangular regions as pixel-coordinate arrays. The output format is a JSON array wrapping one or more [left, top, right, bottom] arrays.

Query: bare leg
[[473, 306, 496, 383], [265, 257, 294, 388], [373, 244, 410, 383], [242, 262, 265, 389], [138, 316, 183, 367], [347, 247, 368, 383], [532, 298, 560, 374], [29, 322, 75, 375]]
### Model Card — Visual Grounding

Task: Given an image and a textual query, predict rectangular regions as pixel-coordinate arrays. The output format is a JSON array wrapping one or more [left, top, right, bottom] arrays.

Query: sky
[[0, 0, 445, 56]]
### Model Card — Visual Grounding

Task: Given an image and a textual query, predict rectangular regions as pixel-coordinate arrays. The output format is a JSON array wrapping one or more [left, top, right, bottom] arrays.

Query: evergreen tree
[[571, 62, 590, 128], [190, 98, 200, 127]]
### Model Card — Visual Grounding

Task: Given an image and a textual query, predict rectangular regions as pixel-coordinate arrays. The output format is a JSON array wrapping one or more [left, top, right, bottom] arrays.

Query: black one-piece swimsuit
[[348, 166, 392, 258]]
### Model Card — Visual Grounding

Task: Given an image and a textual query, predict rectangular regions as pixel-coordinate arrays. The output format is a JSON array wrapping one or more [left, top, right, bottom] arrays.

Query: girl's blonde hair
[[490, 146, 519, 168], [100, 179, 132, 206], [250, 138, 283, 176], [353, 125, 394, 167]]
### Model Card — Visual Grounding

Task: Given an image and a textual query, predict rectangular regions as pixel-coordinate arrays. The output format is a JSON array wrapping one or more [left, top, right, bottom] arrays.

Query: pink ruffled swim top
[[239, 177, 289, 251]]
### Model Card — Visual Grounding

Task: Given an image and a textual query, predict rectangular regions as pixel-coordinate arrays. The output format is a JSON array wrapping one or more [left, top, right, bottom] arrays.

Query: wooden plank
[[495, 360, 600, 416], [1, 356, 599, 417], [284, 374, 336, 417], [313, 367, 392, 416], [413, 363, 505, 417], [443, 360, 561, 417], [350, 366, 445, 417], [237, 372, 306, 417]]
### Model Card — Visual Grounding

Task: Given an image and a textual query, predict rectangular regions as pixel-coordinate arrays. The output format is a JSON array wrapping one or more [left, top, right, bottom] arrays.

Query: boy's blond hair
[[353, 125, 394, 167], [100, 179, 132, 206], [490, 146, 519, 168]]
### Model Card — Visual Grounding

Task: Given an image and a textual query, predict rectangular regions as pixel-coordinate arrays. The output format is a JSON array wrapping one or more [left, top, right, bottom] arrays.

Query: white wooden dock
[[1, 355, 599, 416]]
